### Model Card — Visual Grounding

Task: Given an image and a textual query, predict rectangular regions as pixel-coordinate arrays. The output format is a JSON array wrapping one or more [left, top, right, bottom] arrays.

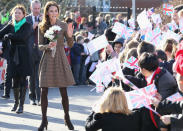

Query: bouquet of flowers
[[44, 25, 62, 57]]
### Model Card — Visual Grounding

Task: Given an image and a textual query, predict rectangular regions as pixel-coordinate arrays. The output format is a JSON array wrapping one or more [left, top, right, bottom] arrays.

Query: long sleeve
[[71, 44, 83, 56], [10, 23, 33, 43], [171, 114, 183, 129], [157, 99, 183, 115], [156, 70, 177, 100], [85, 112, 102, 131], [63, 23, 73, 48], [38, 26, 49, 51], [0, 24, 11, 40]]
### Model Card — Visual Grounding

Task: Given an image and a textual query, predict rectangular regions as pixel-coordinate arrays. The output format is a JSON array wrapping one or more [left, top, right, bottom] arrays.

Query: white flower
[[44, 33, 54, 40], [48, 35, 54, 40], [44, 25, 61, 41], [48, 30, 54, 35], [50, 25, 62, 32]]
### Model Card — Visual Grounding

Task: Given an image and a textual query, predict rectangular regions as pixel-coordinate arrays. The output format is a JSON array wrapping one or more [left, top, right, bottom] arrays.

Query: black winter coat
[[159, 59, 175, 75], [124, 68, 177, 99], [157, 97, 183, 131], [154, 68, 177, 100], [85, 111, 142, 131], [140, 68, 177, 131], [0, 22, 33, 77], [122, 68, 177, 131]]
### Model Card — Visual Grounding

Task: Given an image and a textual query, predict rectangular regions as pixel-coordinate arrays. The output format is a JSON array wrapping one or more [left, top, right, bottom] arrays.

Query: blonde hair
[[88, 15, 93, 22], [105, 14, 111, 21], [178, 9, 183, 18], [93, 87, 131, 115]]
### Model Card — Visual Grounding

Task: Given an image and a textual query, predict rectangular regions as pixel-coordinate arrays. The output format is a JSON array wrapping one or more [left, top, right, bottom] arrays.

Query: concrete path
[[0, 85, 101, 131]]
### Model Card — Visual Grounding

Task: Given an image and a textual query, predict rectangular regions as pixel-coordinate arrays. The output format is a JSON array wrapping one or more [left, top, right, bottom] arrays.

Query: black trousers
[[13, 76, 26, 89], [29, 46, 41, 102], [29, 61, 40, 102], [3, 60, 12, 96]]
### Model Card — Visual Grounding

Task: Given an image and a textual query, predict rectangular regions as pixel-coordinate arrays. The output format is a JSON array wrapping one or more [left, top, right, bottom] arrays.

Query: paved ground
[[0, 85, 101, 131]]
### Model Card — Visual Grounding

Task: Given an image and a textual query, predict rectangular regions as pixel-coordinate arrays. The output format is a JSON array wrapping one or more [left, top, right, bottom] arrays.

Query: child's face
[[114, 43, 122, 54], [78, 39, 84, 44], [173, 11, 179, 22], [140, 68, 149, 77]]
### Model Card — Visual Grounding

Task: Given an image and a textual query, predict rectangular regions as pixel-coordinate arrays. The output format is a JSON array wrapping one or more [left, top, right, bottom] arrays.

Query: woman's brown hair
[[162, 38, 178, 59], [39, 1, 60, 33], [81, 17, 87, 24], [11, 4, 26, 21]]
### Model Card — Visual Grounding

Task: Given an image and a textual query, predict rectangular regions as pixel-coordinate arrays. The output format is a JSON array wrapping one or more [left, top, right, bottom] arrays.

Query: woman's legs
[[38, 87, 48, 131], [41, 88, 48, 121], [59, 88, 74, 130]]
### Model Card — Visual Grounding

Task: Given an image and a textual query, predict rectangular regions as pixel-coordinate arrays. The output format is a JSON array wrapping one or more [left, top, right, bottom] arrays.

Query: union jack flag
[[167, 92, 183, 102], [0, 59, 6, 84], [128, 18, 135, 29], [123, 56, 139, 71], [163, 4, 173, 16], [96, 82, 105, 93], [145, 27, 162, 45], [167, 21, 179, 31], [179, 19, 183, 33], [112, 22, 126, 36], [147, 8, 155, 17], [126, 84, 157, 109], [122, 27, 134, 39], [140, 27, 152, 36]]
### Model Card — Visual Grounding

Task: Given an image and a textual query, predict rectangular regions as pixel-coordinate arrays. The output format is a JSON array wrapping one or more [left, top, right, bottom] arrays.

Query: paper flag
[[151, 14, 162, 24], [137, 10, 152, 30], [163, 4, 173, 16], [87, 35, 109, 55], [112, 22, 127, 36]]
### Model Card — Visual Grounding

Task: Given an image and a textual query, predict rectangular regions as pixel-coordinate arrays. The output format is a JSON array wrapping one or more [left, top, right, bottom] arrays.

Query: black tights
[[41, 88, 70, 121]]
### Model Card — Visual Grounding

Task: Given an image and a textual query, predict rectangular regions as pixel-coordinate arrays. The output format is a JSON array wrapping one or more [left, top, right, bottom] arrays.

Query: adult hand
[[81, 52, 85, 55], [154, 92, 162, 101], [67, 23, 74, 38], [39, 14, 43, 21], [0, 49, 3, 55], [106, 44, 114, 54], [33, 22, 39, 29], [160, 115, 171, 125], [151, 97, 161, 108], [48, 41, 57, 48]]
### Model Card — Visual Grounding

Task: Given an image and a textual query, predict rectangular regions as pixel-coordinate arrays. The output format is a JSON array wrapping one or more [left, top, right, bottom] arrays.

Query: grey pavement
[[0, 85, 101, 131]]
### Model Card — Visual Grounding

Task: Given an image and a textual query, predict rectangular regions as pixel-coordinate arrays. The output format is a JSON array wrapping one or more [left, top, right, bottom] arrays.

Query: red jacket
[[175, 41, 183, 76], [64, 47, 71, 65]]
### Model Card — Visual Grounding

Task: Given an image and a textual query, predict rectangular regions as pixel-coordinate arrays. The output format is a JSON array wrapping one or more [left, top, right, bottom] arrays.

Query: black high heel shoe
[[64, 114, 74, 130], [38, 120, 48, 131]]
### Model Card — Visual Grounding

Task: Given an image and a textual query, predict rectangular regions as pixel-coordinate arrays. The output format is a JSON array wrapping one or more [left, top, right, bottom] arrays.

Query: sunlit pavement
[[0, 85, 101, 131]]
